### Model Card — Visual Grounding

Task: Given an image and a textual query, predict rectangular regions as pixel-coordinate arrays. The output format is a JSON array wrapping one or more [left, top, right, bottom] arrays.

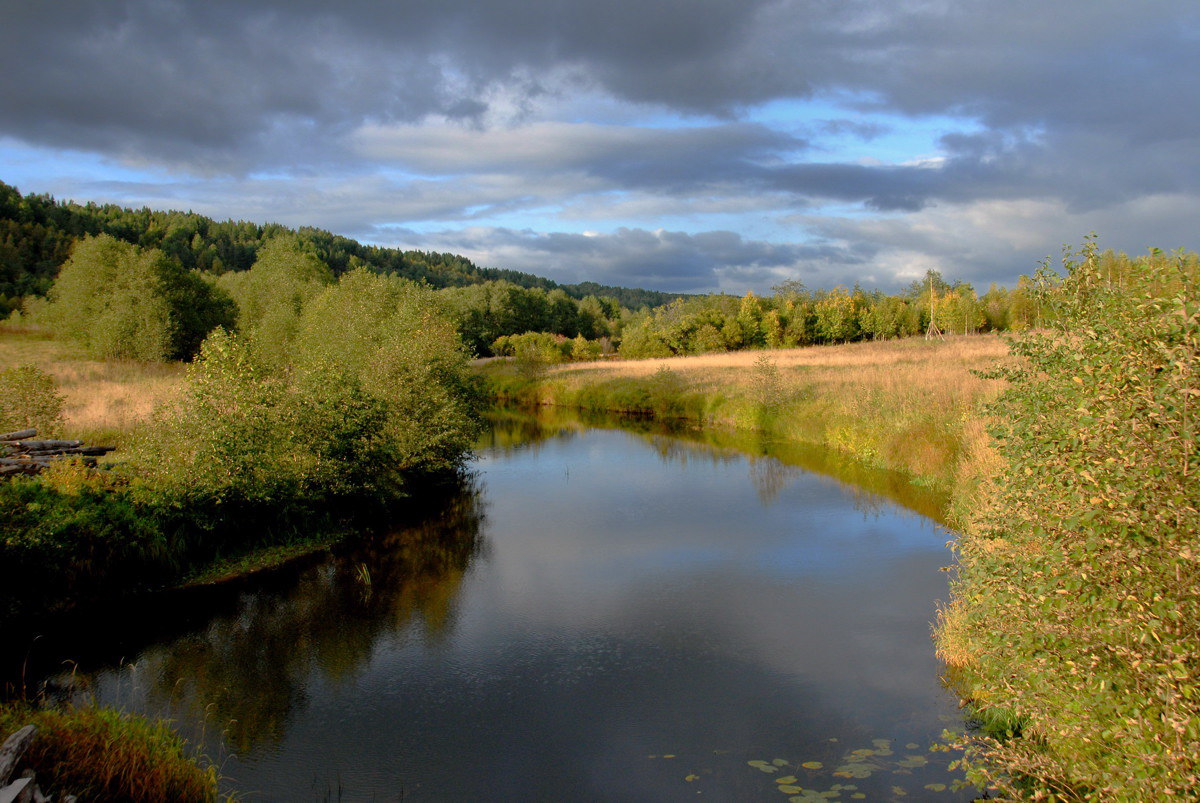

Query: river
[[23, 409, 973, 801]]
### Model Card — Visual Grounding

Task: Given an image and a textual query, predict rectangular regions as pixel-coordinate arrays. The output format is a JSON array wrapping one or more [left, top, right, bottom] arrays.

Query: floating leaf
[[872, 739, 892, 749], [905, 743, 920, 750], [892, 786, 907, 797], [663, 754, 676, 759], [833, 763, 874, 779], [779, 786, 803, 794], [801, 761, 823, 770], [897, 755, 929, 769], [851, 795, 866, 800], [850, 748, 874, 757], [924, 783, 947, 792], [775, 775, 798, 784], [773, 758, 790, 767], [684, 774, 699, 783], [749, 760, 779, 773]]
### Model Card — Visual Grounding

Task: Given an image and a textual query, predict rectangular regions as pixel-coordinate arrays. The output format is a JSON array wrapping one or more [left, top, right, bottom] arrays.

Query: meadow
[[483, 333, 1008, 496], [0, 323, 183, 447]]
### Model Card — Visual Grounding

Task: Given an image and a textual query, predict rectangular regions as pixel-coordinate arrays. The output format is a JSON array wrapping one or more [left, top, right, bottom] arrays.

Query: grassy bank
[[0, 324, 184, 448], [481, 334, 1007, 498], [0, 702, 219, 801]]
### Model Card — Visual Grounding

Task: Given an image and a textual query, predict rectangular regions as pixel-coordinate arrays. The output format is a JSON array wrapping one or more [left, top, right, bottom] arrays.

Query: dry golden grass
[[505, 334, 1011, 488], [557, 334, 1006, 432], [557, 333, 1005, 380], [0, 325, 185, 443]]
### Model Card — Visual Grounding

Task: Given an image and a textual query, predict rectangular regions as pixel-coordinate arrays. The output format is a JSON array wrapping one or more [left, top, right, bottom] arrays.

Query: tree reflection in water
[[115, 477, 486, 754]]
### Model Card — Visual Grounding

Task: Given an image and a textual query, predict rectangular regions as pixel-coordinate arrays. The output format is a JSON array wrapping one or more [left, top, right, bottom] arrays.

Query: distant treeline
[[6, 180, 1198, 362], [617, 247, 1200, 358], [0, 179, 682, 317]]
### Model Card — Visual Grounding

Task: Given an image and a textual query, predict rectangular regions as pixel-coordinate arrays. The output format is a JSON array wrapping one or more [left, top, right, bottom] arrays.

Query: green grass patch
[[0, 702, 218, 801]]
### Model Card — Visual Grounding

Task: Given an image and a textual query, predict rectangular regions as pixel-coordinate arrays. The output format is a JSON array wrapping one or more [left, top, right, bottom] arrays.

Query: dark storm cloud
[[397, 226, 870, 293], [3, 0, 1198, 292], [6, 1, 1198, 183]]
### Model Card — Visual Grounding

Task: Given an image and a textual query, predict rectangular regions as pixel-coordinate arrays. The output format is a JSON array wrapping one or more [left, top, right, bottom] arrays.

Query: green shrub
[[0, 365, 64, 436], [939, 240, 1200, 798], [0, 475, 169, 619], [138, 269, 480, 502], [42, 234, 234, 361]]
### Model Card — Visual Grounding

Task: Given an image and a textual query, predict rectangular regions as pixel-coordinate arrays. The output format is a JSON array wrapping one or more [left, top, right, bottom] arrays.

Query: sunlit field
[[0, 324, 184, 445], [486, 334, 1009, 491]]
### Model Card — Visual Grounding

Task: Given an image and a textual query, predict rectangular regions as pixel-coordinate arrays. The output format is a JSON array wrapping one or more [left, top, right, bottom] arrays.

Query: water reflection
[[54, 478, 486, 754], [22, 411, 970, 800], [486, 405, 949, 523]]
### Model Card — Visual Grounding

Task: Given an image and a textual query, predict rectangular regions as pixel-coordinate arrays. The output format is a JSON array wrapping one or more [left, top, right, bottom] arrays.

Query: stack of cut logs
[[0, 428, 115, 478], [0, 724, 76, 803]]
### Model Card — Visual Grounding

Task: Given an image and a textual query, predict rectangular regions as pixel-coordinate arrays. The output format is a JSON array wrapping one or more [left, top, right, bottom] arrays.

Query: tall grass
[[483, 334, 1007, 491], [0, 323, 183, 446], [0, 702, 218, 801]]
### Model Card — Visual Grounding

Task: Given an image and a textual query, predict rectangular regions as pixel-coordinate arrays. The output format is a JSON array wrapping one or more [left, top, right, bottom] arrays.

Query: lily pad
[[775, 775, 799, 785], [749, 760, 779, 773], [924, 783, 947, 792], [833, 763, 874, 779], [896, 755, 929, 769], [773, 758, 790, 767], [778, 785, 803, 794], [801, 761, 823, 770]]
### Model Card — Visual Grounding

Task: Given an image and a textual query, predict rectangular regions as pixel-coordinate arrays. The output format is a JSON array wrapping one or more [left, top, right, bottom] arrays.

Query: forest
[[7, 179, 1174, 368]]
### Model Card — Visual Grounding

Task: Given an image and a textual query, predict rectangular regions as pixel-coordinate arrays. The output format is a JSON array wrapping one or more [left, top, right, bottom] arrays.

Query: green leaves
[[939, 239, 1200, 798]]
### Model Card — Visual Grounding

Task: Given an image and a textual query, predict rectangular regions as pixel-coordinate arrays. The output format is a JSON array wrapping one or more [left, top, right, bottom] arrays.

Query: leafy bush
[[138, 269, 480, 502], [42, 234, 234, 361], [0, 365, 63, 436], [293, 269, 481, 476], [939, 240, 1200, 798], [0, 475, 169, 619]]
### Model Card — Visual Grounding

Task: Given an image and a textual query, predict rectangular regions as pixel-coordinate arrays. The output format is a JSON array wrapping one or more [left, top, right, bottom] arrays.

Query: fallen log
[[0, 427, 115, 479], [10, 440, 83, 451], [0, 725, 35, 786]]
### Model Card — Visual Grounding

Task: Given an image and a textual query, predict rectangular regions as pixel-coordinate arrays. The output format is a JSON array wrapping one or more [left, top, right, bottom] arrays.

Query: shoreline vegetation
[[481, 334, 1006, 504]]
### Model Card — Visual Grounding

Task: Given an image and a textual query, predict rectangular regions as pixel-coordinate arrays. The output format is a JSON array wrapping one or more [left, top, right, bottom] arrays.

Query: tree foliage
[[42, 234, 234, 361], [0, 365, 64, 436], [939, 239, 1200, 798], [0, 179, 680, 319]]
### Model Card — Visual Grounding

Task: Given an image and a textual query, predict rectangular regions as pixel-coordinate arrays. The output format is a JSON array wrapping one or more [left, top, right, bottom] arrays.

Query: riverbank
[[480, 335, 1007, 509], [2, 315, 483, 801]]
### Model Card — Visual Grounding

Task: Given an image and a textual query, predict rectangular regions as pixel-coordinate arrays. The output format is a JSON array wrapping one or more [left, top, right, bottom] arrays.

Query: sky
[[1, 0, 1198, 295]]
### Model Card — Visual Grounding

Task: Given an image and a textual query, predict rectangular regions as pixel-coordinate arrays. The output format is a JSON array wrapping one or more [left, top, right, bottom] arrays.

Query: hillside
[[0, 180, 683, 317]]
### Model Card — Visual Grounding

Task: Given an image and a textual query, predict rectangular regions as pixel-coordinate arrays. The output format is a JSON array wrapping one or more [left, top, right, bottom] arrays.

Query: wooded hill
[[0, 180, 683, 317]]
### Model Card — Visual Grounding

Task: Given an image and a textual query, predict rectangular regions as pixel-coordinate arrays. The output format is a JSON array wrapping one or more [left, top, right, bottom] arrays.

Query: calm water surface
[[37, 412, 972, 801]]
